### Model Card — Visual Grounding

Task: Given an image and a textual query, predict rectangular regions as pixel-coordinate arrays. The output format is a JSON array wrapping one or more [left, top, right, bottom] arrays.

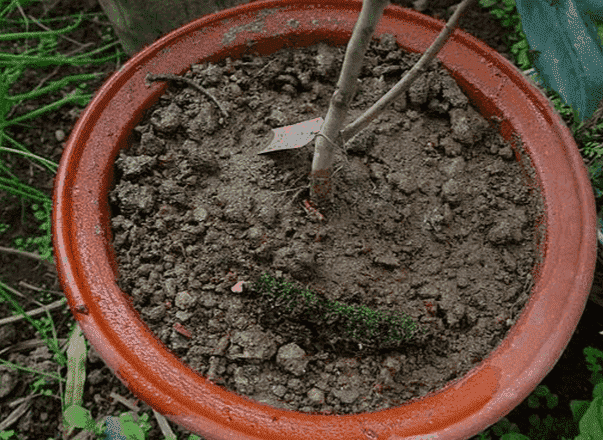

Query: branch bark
[[310, 0, 390, 202], [310, 0, 478, 203], [342, 0, 479, 142]]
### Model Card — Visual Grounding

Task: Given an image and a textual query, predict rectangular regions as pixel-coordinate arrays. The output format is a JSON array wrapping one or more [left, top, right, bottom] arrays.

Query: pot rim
[[52, 1, 597, 439]]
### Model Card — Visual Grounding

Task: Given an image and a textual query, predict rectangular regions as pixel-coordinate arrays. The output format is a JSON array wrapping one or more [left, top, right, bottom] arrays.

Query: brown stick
[[342, 0, 479, 141], [310, 0, 390, 202], [146, 72, 229, 118]]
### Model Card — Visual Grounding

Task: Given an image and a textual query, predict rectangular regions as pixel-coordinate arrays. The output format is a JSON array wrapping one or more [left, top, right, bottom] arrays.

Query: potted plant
[[52, 1, 597, 439]]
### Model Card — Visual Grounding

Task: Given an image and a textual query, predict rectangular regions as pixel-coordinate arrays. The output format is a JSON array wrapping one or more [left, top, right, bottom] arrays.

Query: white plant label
[[258, 117, 324, 154]]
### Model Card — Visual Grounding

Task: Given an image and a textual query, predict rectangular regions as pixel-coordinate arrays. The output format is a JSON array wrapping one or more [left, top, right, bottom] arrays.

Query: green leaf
[[64, 324, 87, 409], [491, 9, 507, 19], [514, 0, 603, 122], [119, 413, 146, 440], [63, 405, 95, 431], [517, 50, 530, 69], [571, 400, 593, 423], [528, 394, 541, 408], [480, 0, 498, 7], [503, 0, 515, 10], [575, 396, 603, 440], [534, 384, 551, 396], [584, 347, 603, 386], [511, 38, 529, 54], [542, 413, 555, 429], [546, 393, 559, 409], [502, 16, 514, 27], [515, 21, 524, 34], [492, 417, 513, 436]]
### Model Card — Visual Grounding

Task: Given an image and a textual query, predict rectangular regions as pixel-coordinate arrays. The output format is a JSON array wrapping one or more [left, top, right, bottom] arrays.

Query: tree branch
[[310, 0, 390, 201], [342, 0, 479, 142]]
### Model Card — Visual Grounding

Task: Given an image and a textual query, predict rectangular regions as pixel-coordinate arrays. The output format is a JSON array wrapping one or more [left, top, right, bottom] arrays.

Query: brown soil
[[108, 36, 544, 414]]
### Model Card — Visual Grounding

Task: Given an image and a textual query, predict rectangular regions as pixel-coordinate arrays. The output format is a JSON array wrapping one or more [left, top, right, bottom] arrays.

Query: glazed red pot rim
[[52, 1, 597, 439]]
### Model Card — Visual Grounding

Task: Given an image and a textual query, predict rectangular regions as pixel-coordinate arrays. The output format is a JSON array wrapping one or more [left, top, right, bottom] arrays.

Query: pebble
[[272, 384, 287, 397], [192, 206, 208, 223], [229, 327, 277, 360], [276, 343, 308, 376], [441, 178, 461, 204], [498, 146, 515, 160], [307, 388, 325, 404], [142, 305, 166, 322], [333, 387, 360, 404]]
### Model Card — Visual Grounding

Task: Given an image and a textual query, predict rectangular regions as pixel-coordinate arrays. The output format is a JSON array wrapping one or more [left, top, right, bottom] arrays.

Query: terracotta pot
[[52, 1, 597, 439]]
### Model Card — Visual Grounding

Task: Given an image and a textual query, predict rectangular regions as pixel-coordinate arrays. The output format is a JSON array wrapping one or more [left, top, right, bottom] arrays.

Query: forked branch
[[310, 0, 478, 202]]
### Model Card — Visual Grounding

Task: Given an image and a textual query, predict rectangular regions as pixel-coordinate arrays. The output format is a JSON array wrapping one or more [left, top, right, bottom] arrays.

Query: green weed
[[251, 273, 425, 349], [0, 280, 66, 365], [477, 346, 603, 440]]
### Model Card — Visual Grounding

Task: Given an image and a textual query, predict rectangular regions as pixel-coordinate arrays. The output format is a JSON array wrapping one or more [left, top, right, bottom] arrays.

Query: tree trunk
[[98, 0, 253, 56]]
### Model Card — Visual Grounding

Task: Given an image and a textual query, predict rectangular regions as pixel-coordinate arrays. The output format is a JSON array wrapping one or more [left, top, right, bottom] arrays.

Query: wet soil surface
[[109, 35, 544, 414]]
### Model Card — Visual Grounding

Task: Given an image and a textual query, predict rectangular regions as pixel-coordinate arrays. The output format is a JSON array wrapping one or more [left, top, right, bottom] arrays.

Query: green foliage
[[573, 383, 603, 440], [61, 406, 203, 440], [513, 0, 603, 123], [0, 1, 124, 267], [63, 405, 102, 435], [480, 0, 603, 229], [0, 177, 53, 262], [0, 22, 113, 149], [475, 346, 603, 440], [0, 281, 66, 365], [251, 273, 425, 349], [527, 385, 559, 410], [10, 200, 53, 262], [584, 346, 603, 386], [63, 406, 152, 440], [0, 2, 198, 440], [490, 417, 521, 437], [500, 434, 530, 440], [0, 1, 124, 174], [479, 0, 531, 69], [29, 376, 54, 396]]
